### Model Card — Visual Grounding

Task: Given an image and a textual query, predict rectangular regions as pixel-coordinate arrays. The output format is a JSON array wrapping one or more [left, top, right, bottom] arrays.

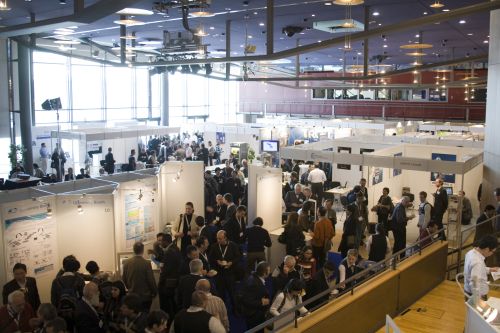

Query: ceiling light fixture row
[[0, 0, 10, 11]]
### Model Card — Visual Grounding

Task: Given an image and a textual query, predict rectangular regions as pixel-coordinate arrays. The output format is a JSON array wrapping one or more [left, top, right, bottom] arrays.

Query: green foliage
[[8, 144, 25, 169], [247, 147, 255, 163]]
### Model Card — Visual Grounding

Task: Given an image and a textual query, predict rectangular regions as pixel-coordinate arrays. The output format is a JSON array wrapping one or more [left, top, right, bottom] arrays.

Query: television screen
[[261, 140, 279, 152], [443, 186, 453, 195]]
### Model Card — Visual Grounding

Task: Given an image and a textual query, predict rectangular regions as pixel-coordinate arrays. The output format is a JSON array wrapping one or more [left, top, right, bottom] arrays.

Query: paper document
[[491, 271, 500, 281]]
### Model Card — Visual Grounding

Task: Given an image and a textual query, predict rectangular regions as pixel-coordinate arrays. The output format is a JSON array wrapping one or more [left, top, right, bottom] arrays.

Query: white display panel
[[56, 194, 115, 274]]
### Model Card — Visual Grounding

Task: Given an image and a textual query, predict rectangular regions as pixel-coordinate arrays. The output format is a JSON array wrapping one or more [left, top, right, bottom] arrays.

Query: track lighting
[[77, 204, 84, 214]]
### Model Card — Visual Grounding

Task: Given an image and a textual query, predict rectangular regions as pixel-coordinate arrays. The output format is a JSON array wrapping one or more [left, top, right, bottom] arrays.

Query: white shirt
[[169, 306, 226, 333], [186, 146, 193, 158], [464, 248, 491, 296], [418, 201, 432, 229], [270, 292, 308, 315], [308, 168, 327, 183]]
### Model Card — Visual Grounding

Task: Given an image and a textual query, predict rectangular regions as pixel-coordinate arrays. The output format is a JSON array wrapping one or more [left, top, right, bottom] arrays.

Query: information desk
[[268, 227, 313, 269]]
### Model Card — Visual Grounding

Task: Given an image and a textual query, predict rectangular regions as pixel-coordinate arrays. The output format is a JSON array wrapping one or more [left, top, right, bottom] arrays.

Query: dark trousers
[[159, 288, 177, 329], [209, 157, 214, 166], [311, 182, 323, 203], [392, 227, 407, 259], [215, 271, 236, 310], [245, 312, 266, 333], [312, 245, 326, 269], [434, 211, 446, 239], [247, 251, 266, 274], [142, 299, 153, 312]]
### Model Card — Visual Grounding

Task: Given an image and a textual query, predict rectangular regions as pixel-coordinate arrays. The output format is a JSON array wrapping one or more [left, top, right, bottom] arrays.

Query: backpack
[[425, 203, 435, 222], [56, 277, 80, 323]]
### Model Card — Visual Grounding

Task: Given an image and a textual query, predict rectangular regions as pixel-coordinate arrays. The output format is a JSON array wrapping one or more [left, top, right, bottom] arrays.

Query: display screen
[[443, 186, 453, 195], [261, 140, 279, 152]]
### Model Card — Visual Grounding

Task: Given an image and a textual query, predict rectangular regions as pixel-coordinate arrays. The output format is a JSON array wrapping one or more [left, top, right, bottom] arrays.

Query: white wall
[[248, 164, 283, 231], [160, 161, 204, 227], [56, 194, 116, 275]]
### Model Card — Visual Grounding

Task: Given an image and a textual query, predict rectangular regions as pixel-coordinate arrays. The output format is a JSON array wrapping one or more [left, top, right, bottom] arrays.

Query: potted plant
[[8, 144, 25, 170], [247, 147, 255, 164]]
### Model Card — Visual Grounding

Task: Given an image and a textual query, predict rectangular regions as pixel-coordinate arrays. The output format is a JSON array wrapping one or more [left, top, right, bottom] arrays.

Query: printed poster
[[337, 147, 351, 170], [124, 189, 156, 249], [372, 167, 384, 185], [216, 132, 226, 144], [393, 152, 403, 176], [431, 153, 456, 183], [3, 202, 58, 279]]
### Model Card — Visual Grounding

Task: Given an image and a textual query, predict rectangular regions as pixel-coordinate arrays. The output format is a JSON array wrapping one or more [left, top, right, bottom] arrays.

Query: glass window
[[346, 89, 359, 100], [312, 88, 326, 99], [136, 68, 149, 119], [33, 52, 66, 64], [326, 89, 335, 100], [71, 64, 104, 122], [359, 89, 375, 100], [411, 89, 427, 101], [429, 88, 447, 102], [335, 89, 345, 99], [33, 62, 69, 114], [471, 88, 486, 102], [391, 89, 410, 101], [376, 89, 390, 100]]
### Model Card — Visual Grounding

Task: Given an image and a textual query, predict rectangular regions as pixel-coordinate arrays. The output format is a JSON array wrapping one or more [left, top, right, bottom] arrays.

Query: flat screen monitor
[[443, 186, 453, 195], [261, 140, 279, 152]]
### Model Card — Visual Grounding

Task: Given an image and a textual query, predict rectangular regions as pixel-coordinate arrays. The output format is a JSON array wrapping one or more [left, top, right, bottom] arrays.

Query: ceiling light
[[195, 26, 209, 37], [54, 40, 81, 45], [59, 0, 66, 4], [467, 33, 473, 36], [113, 19, 144, 26], [459, 20, 466, 24], [383, 44, 388, 48], [430, 1, 444, 8], [138, 39, 162, 45], [484, 40, 489, 44], [373, 11, 380, 16], [406, 52, 426, 56], [120, 34, 137, 40], [333, 0, 364, 5], [400, 43, 433, 49], [0, 0, 11, 10], [423, 11, 428, 15], [311, 14, 316, 17], [259, 22, 265, 26], [117, 8, 154, 16], [442, 9, 450, 12], [190, 6, 215, 17], [415, 34, 420, 38], [324, 1, 332, 5]]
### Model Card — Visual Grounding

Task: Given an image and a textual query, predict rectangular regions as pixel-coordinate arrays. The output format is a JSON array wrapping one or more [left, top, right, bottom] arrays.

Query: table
[[205, 163, 226, 173], [4, 177, 41, 189], [325, 186, 352, 205]]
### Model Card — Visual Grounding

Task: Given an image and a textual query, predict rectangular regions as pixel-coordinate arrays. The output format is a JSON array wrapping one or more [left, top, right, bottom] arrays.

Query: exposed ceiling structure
[[0, 0, 497, 85]]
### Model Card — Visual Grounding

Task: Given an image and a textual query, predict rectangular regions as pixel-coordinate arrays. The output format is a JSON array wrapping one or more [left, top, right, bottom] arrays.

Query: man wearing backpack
[[417, 191, 433, 231], [50, 256, 85, 331]]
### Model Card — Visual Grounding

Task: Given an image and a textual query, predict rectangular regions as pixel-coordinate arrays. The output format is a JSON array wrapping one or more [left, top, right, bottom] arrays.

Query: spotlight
[[46, 205, 53, 218], [190, 64, 202, 73], [138, 189, 143, 201], [166, 66, 177, 74], [204, 63, 212, 75], [59, 0, 66, 4], [181, 65, 191, 73], [77, 204, 83, 214], [282, 26, 304, 37]]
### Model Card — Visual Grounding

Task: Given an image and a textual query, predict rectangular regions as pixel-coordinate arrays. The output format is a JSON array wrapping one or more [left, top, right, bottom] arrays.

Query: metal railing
[[245, 228, 445, 333], [448, 214, 498, 277]]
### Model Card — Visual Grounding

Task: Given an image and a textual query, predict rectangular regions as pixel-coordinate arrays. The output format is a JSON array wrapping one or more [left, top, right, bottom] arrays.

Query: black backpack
[[56, 277, 80, 323]]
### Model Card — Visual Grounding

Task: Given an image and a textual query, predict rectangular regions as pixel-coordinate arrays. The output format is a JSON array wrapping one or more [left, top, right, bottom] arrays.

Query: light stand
[[42, 98, 62, 180]]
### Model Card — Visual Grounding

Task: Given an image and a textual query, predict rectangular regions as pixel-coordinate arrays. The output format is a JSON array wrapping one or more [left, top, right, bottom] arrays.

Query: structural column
[[161, 72, 169, 126], [482, 8, 500, 207], [17, 40, 34, 174]]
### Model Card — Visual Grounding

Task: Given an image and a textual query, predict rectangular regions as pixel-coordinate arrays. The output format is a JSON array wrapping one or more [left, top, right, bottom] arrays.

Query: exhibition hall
[[0, 1, 500, 333]]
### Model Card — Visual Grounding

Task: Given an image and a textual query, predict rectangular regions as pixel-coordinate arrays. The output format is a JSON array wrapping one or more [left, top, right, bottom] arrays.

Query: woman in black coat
[[282, 212, 305, 256]]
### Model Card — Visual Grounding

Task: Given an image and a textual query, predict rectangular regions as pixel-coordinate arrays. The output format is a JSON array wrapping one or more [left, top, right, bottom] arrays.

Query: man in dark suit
[[176, 259, 204, 309], [214, 194, 227, 227], [104, 147, 115, 174], [284, 184, 305, 212], [433, 178, 448, 238], [241, 262, 271, 333], [74, 282, 104, 333], [2, 263, 40, 311], [223, 205, 247, 245], [223, 193, 236, 226], [122, 242, 157, 311], [306, 261, 336, 310]]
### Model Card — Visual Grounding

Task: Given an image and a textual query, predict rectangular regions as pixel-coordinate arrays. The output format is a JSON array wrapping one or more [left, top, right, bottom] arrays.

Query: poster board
[[124, 186, 156, 249], [56, 194, 116, 274]]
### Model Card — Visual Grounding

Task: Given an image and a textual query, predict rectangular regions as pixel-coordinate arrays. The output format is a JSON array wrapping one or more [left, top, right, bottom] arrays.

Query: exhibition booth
[[44, 125, 179, 175], [0, 162, 205, 304]]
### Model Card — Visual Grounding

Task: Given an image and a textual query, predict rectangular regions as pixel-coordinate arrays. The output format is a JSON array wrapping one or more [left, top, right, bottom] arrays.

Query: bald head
[[195, 279, 211, 293], [216, 230, 227, 245]]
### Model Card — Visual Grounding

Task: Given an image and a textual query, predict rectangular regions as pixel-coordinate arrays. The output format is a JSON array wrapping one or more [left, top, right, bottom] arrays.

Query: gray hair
[[294, 183, 302, 191], [8, 290, 25, 304], [189, 259, 203, 273], [347, 249, 359, 257], [401, 196, 410, 203], [284, 255, 296, 266]]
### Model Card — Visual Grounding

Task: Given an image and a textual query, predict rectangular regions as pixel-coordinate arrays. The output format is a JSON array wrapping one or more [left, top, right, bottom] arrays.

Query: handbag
[[278, 231, 287, 244]]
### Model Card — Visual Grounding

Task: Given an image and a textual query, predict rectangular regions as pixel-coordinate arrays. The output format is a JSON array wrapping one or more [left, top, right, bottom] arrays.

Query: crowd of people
[[4, 143, 499, 332]]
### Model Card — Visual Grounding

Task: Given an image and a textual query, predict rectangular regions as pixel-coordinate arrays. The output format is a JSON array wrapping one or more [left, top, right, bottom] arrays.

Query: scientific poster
[[393, 152, 403, 176], [337, 147, 351, 170], [124, 188, 156, 249], [372, 167, 384, 185], [216, 132, 226, 144], [431, 153, 456, 183], [3, 202, 58, 279]]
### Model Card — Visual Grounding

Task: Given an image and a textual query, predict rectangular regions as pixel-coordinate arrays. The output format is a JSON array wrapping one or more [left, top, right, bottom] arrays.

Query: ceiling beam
[[227, 54, 487, 82], [0, 0, 144, 37], [133, 0, 500, 67]]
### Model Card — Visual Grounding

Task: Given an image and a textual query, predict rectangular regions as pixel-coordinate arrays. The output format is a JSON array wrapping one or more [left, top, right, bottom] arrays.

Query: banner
[[124, 185, 156, 248]]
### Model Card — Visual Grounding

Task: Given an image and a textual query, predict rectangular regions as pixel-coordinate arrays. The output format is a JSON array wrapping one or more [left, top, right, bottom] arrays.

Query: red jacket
[[0, 303, 35, 333]]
